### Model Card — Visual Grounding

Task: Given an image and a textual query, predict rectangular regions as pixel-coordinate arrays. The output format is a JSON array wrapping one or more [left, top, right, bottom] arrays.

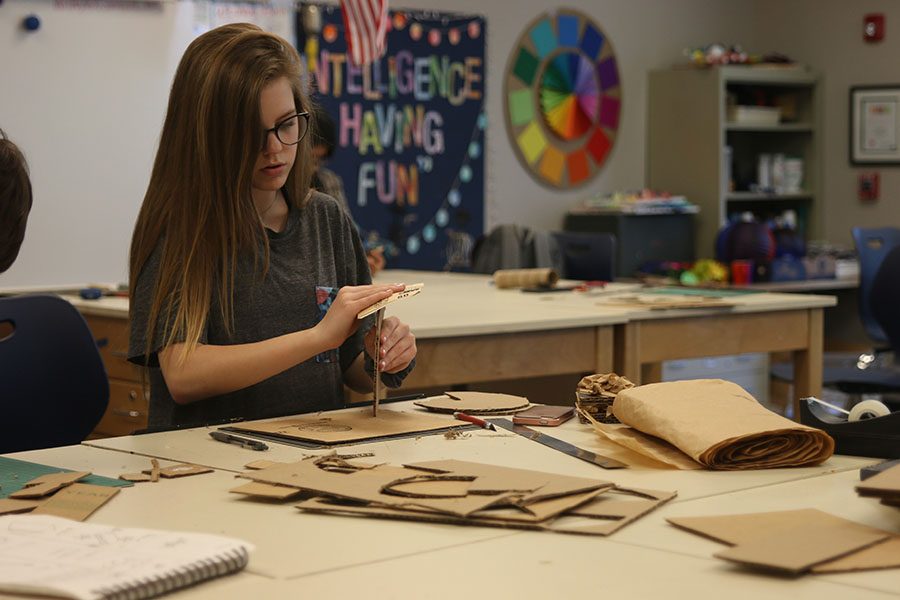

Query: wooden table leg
[[614, 322, 641, 384], [642, 362, 663, 384], [792, 308, 824, 419], [595, 326, 614, 373]]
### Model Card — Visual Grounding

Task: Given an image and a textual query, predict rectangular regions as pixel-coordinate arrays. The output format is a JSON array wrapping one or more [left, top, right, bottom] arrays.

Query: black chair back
[[0, 295, 109, 453], [852, 226, 900, 347], [552, 231, 616, 281]]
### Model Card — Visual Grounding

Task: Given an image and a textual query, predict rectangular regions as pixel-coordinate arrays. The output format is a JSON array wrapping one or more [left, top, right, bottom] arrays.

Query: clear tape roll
[[848, 399, 891, 422]]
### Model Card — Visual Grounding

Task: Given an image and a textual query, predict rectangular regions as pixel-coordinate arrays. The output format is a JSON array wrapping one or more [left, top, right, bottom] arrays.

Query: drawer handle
[[112, 409, 144, 418]]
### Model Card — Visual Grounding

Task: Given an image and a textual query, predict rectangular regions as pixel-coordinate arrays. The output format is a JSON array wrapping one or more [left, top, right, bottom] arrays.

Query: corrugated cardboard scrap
[[857, 463, 900, 507], [583, 379, 834, 470], [31, 483, 119, 522], [225, 407, 458, 446], [414, 391, 530, 415], [669, 508, 899, 575], [232, 458, 675, 535]]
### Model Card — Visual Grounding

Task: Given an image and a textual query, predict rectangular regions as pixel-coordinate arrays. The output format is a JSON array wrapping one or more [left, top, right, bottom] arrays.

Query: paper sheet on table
[[585, 379, 834, 470]]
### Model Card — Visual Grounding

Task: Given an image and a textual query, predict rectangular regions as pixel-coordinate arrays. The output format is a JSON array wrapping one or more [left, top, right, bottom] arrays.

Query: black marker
[[209, 430, 268, 451]]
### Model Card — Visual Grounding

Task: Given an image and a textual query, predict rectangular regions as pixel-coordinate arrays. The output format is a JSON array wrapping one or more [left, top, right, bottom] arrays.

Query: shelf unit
[[647, 65, 820, 259]]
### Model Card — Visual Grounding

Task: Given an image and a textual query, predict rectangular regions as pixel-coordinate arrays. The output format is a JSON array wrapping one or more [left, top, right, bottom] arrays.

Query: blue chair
[[552, 231, 616, 281], [852, 226, 900, 349], [772, 227, 900, 402], [0, 295, 109, 453], [871, 243, 900, 362]]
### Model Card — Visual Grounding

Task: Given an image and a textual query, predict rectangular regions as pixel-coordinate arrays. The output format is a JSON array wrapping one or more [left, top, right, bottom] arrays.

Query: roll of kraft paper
[[603, 379, 834, 470], [493, 268, 559, 289]]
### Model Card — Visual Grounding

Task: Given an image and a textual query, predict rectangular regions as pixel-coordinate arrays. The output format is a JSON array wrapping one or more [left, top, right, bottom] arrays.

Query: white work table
[[6, 400, 897, 599], [63, 269, 836, 413], [84, 401, 873, 503]]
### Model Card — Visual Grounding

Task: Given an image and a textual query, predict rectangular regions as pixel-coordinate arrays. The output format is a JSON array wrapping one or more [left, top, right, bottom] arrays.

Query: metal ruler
[[489, 419, 627, 469]]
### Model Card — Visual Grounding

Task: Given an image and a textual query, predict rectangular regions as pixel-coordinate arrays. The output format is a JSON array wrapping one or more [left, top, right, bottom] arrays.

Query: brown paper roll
[[610, 379, 834, 470], [493, 268, 559, 289]]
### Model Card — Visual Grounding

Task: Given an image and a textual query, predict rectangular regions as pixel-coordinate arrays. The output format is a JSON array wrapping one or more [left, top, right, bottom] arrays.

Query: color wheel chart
[[504, 10, 621, 189]]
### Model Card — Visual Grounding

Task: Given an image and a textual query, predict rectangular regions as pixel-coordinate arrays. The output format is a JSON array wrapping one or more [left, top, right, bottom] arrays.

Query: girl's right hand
[[314, 284, 404, 350]]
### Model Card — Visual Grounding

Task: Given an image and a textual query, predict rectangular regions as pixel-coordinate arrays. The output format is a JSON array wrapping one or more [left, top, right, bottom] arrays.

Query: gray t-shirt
[[128, 191, 373, 429]]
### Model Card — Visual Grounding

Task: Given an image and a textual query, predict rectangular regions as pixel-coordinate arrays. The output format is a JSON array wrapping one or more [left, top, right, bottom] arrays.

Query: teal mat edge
[[0, 456, 132, 499]]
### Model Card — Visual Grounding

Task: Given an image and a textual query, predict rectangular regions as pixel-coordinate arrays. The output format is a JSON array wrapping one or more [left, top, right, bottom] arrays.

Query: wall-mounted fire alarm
[[859, 172, 879, 202], [864, 14, 885, 43]]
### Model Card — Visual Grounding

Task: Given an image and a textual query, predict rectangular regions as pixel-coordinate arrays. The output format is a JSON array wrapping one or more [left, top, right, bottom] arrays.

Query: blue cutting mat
[[0, 456, 132, 498]]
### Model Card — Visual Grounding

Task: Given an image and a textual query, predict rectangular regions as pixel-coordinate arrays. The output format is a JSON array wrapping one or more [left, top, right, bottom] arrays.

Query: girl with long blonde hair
[[128, 23, 416, 428]]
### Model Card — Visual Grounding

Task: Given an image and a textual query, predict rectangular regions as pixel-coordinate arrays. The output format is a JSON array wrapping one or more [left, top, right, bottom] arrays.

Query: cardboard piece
[[812, 537, 900, 573], [9, 471, 90, 498], [715, 525, 889, 575], [229, 481, 304, 500], [149, 464, 214, 478], [856, 463, 900, 505], [414, 391, 531, 414], [587, 380, 833, 470], [357, 283, 424, 319], [383, 476, 474, 498], [31, 483, 120, 521], [244, 460, 286, 470], [560, 487, 679, 536], [226, 408, 459, 446], [0, 498, 41, 515], [119, 472, 153, 482], [668, 509, 898, 574], [149, 458, 160, 482]]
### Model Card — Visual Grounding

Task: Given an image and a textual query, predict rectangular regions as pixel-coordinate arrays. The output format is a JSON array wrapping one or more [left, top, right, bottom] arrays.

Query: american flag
[[340, 0, 389, 67]]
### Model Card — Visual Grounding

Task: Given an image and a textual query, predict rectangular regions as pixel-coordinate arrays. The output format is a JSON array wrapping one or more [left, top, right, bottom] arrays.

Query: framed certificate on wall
[[850, 85, 900, 164]]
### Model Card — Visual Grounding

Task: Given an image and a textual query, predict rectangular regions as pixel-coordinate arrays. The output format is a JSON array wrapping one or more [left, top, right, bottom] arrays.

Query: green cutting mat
[[643, 286, 760, 298], [0, 456, 132, 498]]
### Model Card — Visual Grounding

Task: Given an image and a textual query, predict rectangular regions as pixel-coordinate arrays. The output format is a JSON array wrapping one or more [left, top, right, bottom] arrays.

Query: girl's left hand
[[365, 315, 416, 373]]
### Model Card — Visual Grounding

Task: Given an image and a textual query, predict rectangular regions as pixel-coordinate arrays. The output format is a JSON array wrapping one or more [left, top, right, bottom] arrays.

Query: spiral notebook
[[0, 514, 252, 600]]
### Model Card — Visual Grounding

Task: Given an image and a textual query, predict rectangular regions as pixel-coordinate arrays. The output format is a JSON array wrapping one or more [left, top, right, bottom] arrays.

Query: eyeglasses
[[261, 111, 310, 150]]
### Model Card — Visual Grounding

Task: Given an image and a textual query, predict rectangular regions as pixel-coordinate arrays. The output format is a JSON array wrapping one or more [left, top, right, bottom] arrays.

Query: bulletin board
[[300, 5, 486, 270]]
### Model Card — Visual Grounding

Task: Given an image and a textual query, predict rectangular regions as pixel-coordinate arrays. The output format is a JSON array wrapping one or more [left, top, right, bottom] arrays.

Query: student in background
[[128, 23, 416, 429], [0, 129, 33, 273], [310, 106, 386, 275]]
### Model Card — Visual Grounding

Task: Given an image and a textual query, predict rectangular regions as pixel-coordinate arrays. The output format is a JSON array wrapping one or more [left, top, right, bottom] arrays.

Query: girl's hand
[[365, 315, 417, 373], [315, 284, 403, 350]]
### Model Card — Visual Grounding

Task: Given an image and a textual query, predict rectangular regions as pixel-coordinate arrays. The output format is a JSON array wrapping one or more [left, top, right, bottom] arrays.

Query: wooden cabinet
[[82, 314, 149, 437], [647, 65, 820, 259]]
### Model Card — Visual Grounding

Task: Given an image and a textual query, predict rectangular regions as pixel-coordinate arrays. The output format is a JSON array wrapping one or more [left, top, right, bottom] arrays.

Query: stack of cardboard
[[232, 457, 675, 536]]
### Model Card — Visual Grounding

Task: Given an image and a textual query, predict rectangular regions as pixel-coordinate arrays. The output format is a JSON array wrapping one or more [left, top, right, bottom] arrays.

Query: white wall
[[1, 0, 195, 289], [751, 0, 900, 248], [1, 0, 761, 289]]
